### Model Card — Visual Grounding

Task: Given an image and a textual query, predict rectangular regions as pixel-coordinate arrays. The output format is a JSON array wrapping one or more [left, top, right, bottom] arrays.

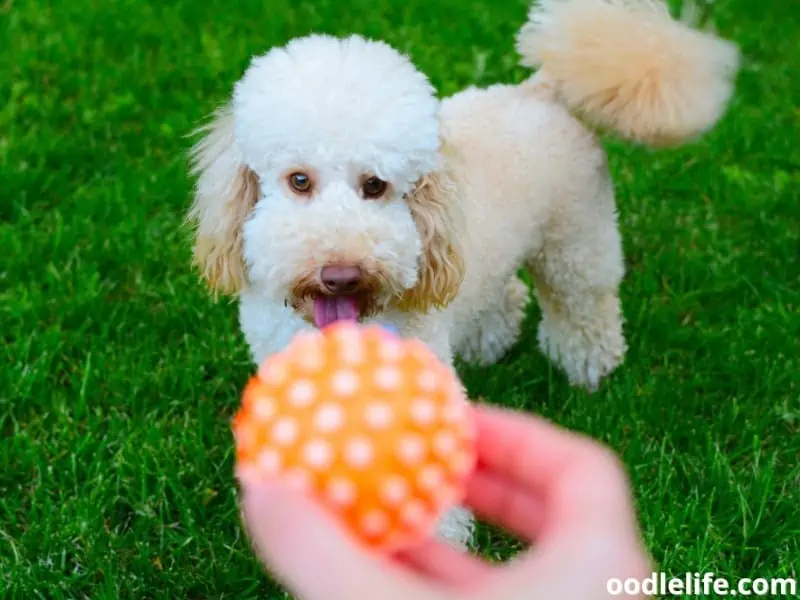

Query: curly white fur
[[187, 0, 739, 548]]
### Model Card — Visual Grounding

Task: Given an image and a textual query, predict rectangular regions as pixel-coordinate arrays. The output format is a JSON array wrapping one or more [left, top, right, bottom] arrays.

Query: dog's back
[[435, 0, 739, 383], [439, 77, 609, 306], [437, 77, 619, 368]]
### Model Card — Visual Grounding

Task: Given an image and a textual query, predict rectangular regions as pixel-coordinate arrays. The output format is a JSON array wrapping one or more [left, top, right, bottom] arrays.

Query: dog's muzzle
[[290, 264, 390, 328]]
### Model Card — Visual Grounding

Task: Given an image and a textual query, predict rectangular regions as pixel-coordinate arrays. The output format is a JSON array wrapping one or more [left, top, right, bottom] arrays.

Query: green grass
[[2, 0, 798, 597]]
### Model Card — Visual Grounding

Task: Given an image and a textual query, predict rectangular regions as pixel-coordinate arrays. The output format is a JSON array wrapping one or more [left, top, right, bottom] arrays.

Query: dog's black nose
[[320, 265, 362, 294]]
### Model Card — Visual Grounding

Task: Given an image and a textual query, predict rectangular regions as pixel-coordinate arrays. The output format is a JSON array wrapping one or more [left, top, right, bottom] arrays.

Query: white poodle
[[188, 0, 738, 547]]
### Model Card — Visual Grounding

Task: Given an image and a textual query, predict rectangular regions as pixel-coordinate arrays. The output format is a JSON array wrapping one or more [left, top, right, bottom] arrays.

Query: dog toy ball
[[233, 321, 476, 552]]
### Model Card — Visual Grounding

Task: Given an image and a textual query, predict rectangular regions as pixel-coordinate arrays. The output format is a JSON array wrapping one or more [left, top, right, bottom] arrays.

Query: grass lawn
[[2, 0, 798, 597]]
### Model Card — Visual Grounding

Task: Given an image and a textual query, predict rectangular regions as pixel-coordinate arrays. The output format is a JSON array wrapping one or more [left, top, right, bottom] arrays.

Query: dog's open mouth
[[292, 267, 386, 329], [312, 295, 361, 329]]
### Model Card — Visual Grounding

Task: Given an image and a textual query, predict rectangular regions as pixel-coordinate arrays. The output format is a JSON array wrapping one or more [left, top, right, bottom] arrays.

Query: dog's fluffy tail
[[516, 0, 740, 147]]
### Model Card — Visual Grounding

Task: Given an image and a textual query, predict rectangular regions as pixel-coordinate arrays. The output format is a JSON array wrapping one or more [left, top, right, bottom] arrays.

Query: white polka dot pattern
[[327, 477, 356, 507], [314, 403, 344, 433], [398, 434, 426, 466], [410, 398, 436, 426], [330, 370, 358, 397], [364, 402, 393, 429], [400, 500, 426, 527], [374, 366, 402, 391], [303, 439, 333, 469], [433, 432, 456, 457], [380, 476, 408, 505], [271, 417, 298, 446], [253, 397, 275, 421], [361, 510, 389, 536], [288, 380, 316, 407], [345, 437, 374, 468], [233, 321, 476, 553]]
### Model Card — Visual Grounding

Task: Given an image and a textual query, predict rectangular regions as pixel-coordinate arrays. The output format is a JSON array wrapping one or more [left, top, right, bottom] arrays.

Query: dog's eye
[[288, 172, 312, 194], [362, 176, 387, 199]]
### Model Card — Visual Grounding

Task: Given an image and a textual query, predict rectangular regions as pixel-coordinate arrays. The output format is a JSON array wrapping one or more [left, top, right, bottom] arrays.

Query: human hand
[[238, 404, 652, 600]]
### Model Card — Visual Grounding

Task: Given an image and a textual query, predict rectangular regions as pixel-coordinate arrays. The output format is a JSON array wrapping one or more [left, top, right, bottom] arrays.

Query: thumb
[[239, 479, 438, 600]]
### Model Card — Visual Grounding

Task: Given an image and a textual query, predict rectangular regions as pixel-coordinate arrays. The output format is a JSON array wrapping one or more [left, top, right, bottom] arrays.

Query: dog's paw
[[537, 314, 626, 391], [435, 505, 475, 550]]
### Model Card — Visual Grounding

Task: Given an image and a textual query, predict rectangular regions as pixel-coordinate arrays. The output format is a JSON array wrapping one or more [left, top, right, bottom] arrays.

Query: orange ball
[[233, 321, 476, 552]]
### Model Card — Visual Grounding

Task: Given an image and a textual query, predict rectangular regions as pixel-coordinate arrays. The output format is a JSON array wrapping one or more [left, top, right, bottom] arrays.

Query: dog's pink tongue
[[313, 296, 359, 329]]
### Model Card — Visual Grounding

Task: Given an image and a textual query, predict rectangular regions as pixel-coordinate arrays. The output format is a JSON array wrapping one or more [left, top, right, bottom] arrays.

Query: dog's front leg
[[399, 310, 476, 550], [238, 290, 315, 366]]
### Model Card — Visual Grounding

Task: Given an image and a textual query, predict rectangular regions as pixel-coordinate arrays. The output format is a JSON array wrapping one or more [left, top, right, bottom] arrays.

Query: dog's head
[[188, 34, 464, 327]]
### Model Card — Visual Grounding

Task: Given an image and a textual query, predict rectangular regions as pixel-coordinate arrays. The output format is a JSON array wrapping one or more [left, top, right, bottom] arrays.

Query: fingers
[[239, 480, 435, 600], [464, 467, 544, 542], [471, 404, 594, 494], [469, 405, 636, 537], [543, 444, 637, 536], [394, 538, 495, 589]]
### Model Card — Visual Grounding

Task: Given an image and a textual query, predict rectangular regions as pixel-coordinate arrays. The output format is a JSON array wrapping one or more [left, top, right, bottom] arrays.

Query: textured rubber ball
[[233, 321, 477, 552]]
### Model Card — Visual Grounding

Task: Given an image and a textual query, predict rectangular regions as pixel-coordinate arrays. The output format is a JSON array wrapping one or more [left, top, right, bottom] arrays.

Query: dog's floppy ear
[[187, 104, 259, 296], [398, 159, 466, 312]]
